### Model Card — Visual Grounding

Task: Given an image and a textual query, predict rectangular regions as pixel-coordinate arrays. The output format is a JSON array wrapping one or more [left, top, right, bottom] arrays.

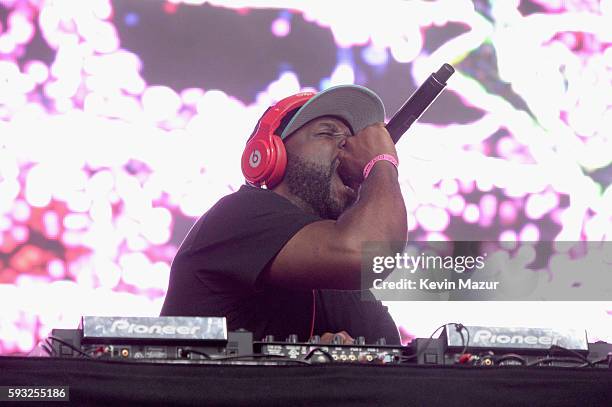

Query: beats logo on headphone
[[241, 92, 314, 188], [248, 149, 261, 168]]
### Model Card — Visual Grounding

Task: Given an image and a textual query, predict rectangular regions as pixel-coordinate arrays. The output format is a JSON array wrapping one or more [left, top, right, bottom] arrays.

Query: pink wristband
[[363, 154, 399, 179]]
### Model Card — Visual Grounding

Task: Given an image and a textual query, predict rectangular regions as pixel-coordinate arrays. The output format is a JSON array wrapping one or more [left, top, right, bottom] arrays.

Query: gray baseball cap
[[278, 84, 386, 139]]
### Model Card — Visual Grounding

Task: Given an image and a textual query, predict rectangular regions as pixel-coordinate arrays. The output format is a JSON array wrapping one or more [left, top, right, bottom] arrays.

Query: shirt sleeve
[[183, 186, 321, 290]]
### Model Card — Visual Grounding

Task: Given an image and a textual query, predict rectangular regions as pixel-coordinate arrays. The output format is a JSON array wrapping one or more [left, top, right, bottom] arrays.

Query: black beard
[[284, 152, 347, 220]]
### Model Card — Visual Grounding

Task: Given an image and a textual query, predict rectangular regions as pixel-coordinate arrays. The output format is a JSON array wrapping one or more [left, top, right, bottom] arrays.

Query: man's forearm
[[336, 161, 407, 248]]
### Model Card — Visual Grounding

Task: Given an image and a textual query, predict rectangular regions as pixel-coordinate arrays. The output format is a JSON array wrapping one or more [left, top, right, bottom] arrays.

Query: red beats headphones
[[241, 92, 315, 188]]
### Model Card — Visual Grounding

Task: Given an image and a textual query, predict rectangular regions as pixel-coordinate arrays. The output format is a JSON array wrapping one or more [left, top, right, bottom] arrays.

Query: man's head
[[282, 115, 355, 220], [243, 85, 385, 220]]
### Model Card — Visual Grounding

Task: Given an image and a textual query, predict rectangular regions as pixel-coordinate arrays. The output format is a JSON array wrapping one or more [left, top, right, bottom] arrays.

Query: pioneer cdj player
[[50, 316, 252, 361], [409, 324, 611, 368]]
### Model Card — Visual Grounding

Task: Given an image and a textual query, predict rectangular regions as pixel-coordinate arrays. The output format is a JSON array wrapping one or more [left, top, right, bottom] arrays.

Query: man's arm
[[260, 123, 407, 290]]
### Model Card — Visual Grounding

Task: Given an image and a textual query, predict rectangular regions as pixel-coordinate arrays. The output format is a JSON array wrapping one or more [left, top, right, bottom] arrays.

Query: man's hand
[[338, 122, 398, 190], [320, 331, 354, 345]]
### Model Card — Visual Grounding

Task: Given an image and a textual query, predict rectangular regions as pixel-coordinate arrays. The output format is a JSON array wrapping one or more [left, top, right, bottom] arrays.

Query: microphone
[[385, 63, 455, 143]]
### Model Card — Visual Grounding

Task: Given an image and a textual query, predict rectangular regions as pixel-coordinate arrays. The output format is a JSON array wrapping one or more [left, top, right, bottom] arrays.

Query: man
[[161, 85, 407, 345]]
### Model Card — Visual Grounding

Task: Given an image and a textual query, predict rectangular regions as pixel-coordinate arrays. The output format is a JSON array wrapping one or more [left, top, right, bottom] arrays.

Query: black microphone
[[386, 63, 455, 143]]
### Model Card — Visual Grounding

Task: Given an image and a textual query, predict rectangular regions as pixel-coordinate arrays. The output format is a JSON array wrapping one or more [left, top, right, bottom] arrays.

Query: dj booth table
[[1, 357, 611, 406]]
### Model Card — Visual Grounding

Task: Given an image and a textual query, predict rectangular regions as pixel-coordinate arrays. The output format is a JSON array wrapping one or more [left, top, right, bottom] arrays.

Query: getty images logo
[[472, 329, 561, 346], [109, 320, 201, 336]]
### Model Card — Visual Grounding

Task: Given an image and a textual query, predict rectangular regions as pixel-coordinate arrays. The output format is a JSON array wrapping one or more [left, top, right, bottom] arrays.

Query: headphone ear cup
[[241, 137, 274, 186], [242, 92, 313, 187], [266, 135, 287, 188]]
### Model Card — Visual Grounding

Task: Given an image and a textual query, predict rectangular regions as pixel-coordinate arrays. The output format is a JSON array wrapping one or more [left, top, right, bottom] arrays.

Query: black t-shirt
[[161, 185, 400, 344]]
